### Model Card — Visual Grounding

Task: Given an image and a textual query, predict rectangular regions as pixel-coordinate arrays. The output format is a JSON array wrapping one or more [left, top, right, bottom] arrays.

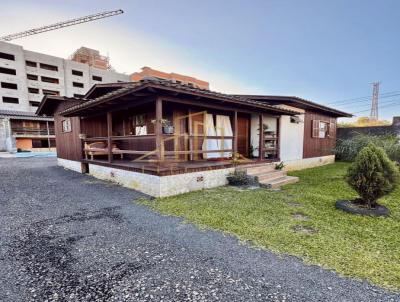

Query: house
[[0, 110, 55, 152], [36, 78, 351, 197]]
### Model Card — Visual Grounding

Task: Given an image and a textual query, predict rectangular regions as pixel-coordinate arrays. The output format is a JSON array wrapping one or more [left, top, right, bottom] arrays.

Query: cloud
[[0, 4, 263, 94]]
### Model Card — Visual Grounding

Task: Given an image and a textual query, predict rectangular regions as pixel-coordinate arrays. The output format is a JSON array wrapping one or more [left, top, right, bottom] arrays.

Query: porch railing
[[12, 127, 55, 136], [83, 134, 234, 162]]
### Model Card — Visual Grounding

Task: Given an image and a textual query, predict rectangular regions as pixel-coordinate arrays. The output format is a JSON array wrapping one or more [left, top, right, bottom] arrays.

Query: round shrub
[[347, 143, 399, 208]]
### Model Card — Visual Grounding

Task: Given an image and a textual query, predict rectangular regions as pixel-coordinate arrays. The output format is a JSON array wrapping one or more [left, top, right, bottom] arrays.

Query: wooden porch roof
[[55, 79, 301, 117]]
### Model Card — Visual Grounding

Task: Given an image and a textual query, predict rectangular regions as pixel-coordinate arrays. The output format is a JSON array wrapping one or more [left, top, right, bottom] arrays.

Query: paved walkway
[[0, 158, 398, 302]]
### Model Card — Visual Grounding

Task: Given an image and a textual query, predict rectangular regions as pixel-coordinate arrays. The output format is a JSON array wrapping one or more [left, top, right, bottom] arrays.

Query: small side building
[[0, 110, 55, 152]]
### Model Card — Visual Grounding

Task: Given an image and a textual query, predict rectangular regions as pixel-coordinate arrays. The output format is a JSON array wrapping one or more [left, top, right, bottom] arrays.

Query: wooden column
[[276, 117, 280, 160], [107, 112, 113, 163], [155, 98, 163, 161], [46, 121, 51, 151], [258, 114, 264, 161], [188, 108, 193, 161], [233, 111, 238, 155]]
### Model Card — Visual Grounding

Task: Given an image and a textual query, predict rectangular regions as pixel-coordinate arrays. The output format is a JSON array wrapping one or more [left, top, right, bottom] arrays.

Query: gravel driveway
[[0, 158, 398, 302]]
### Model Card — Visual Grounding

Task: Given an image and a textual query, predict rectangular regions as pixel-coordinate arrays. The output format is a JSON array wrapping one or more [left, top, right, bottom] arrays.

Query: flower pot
[[163, 125, 174, 134]]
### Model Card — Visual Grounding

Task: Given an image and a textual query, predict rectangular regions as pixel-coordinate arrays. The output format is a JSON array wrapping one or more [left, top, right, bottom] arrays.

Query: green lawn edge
[[137, 162, 400, 291]]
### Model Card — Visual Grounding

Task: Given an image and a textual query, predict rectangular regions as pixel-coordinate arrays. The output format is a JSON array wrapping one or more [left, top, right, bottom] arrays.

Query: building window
[[0, 52, 15, 61], [23, 121, 40, 129], [62, 119, 72, 133], [1, 82, 18, 90], [72, 69, 83, 76], [28, 87, 40, 94], [26, 60, 37, 67], [72, 82, 84, 88], [2, 96, 19, 104], [92, 75, 102, 81], [0, 67, 16, 75], [42, 89, 60, 96], [29, 101, 41, 107], [41, 76, 59, 84], [27, 74, 38, 81], [39, 63, 58, 71], [312, 120, 330, 138], [73, 94, 85, 98]]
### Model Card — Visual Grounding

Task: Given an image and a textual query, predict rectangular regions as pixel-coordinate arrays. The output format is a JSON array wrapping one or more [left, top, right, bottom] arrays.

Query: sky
[[1, 0, 400, 121]]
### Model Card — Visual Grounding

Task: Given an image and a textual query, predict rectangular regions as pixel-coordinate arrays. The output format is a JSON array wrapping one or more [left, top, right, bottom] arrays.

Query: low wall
[[283, 155, 335, 172], [337, 116, 400, 140], [88, 163, 235, 198], [57, 158, 83, 173], [58, 156, 334, 197]]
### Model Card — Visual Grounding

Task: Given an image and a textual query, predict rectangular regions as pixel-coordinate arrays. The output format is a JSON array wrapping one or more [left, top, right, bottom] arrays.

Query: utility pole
[[370, 82, 380, 121]]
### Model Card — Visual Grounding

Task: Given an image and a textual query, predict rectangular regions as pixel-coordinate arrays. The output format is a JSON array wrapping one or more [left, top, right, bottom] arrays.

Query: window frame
[[92, 75, 102, 81], [1, 82, 18, 90], [2, 96, 19, 104], [72, 81, 84, 88], [0, 52, 15, 61], [72, 69, 83, 76], [61, 118, 72, 133]]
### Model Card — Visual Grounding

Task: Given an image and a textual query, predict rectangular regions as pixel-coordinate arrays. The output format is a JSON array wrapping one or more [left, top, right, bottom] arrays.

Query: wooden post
[[276, 116, 280, 160], [233, 111, 238, 156], [258, 114, 264, 161], [107, 112, 113, 163], [155, 98, 163, 161], [46, 121, 51, 151], [188, 108, 193, 161]]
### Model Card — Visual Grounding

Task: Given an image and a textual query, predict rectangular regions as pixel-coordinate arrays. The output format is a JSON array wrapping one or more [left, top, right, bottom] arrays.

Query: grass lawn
[[140, 162, 400, 290]]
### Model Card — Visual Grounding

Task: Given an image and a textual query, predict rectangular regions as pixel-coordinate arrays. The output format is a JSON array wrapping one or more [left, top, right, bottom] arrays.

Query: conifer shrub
[[347, 144, 400, 208]]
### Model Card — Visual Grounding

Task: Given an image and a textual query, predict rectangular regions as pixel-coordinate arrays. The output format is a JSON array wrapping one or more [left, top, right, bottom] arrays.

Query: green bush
[[227, 170, 258, 186], [347, 144, 400, 208], [335, 133, 400, 162]]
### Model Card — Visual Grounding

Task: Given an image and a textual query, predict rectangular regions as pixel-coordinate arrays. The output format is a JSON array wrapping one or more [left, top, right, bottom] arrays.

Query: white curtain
[[135, 126, 147, 135], [202, 114, 220, 159], [216, 115, 233, 158]]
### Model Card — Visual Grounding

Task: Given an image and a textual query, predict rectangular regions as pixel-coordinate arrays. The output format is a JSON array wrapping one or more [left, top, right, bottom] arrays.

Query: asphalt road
[[0, 157, 399, 302]]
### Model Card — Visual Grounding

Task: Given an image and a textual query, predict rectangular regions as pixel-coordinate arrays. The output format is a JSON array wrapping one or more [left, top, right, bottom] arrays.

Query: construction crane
[[0, 9, 124, 41]]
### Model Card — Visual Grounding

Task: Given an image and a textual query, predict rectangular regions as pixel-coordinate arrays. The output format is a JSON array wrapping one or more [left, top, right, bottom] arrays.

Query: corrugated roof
[[0, 110, 53, 121], [60, 79, 301, 116]]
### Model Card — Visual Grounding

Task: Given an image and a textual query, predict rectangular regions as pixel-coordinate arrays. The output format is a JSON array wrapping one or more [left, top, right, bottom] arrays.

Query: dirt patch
[[335, 200, 390, 217], [292, 225, 317, 234], [286, 201, 303, 207], [292, 212, 310, 221]]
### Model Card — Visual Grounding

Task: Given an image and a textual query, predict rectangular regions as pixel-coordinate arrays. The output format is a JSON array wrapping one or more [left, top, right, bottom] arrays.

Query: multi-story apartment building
[[0, 41, 130, 152]]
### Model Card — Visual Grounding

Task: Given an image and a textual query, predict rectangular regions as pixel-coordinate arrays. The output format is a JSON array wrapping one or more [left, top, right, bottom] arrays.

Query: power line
[[326, 90, 400, 105], [351, 99, 400, 115], [332, 93, 400, 108]]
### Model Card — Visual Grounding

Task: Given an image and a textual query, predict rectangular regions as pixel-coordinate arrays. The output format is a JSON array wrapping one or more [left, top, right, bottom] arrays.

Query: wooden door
[[237, 116, 249, 157]]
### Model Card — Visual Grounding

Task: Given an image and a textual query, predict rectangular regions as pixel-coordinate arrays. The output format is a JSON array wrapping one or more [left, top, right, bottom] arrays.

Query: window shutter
[[312, 120, 319, 138], [329, 122, 335, 138]]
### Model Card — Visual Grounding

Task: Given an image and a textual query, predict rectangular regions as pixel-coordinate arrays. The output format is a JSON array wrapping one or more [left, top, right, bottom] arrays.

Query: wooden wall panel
[[303, 110, 337, 158], [237, 115, 250, 157], [53, 101, 83, 161]]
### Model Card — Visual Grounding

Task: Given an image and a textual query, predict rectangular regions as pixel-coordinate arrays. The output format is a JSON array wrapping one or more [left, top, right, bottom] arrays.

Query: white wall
[[279, 114, 305, 161]]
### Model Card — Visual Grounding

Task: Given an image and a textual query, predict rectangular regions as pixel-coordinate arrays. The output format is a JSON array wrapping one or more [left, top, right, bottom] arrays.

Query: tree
[[347, 143, 399, 208]]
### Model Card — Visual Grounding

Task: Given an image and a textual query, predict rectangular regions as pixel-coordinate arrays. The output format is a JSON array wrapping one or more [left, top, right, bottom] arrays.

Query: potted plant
[[162, 119, 174, 134], [151, 119, 174, 134]]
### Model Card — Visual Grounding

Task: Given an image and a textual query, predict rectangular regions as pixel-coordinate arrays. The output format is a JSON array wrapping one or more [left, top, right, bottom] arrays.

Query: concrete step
[[260, 176, 299, 189], [241, 163, 276, 175], [254, 170, 287, 182]]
